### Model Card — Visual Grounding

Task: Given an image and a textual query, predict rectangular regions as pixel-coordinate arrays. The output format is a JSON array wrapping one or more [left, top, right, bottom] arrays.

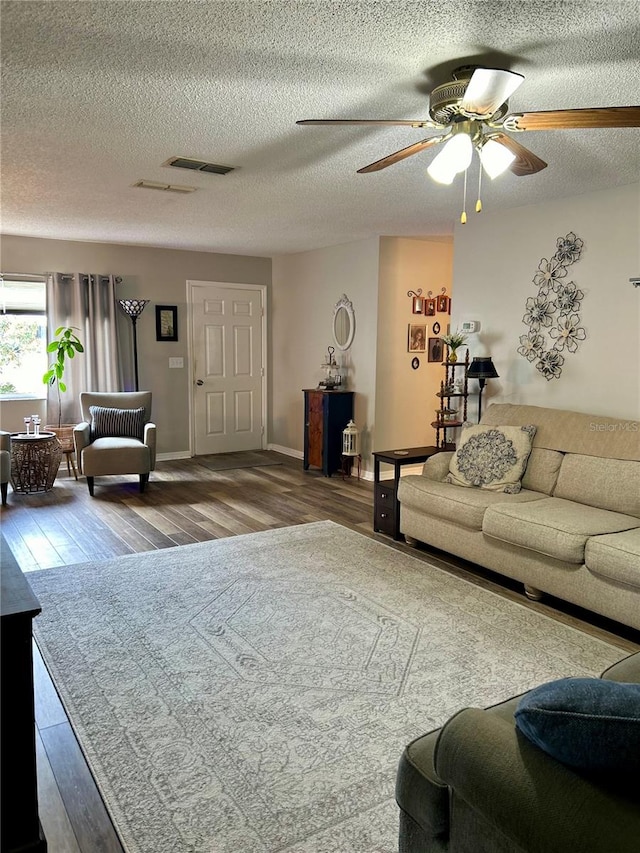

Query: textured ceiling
[[2, 1, 639, 257]]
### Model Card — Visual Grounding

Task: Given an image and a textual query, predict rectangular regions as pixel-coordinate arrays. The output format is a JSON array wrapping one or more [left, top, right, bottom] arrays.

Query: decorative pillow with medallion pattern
[[446, 423, 537, 493]]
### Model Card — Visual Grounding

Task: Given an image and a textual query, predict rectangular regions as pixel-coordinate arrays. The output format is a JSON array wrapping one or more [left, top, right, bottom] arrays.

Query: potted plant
[[441, 329, 468, 363], [43, 326, 84, 455]]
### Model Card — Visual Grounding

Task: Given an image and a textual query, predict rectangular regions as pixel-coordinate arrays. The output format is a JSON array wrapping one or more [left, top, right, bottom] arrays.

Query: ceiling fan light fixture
[[479, 138, 516, 179], [427, 133, 472, 184]]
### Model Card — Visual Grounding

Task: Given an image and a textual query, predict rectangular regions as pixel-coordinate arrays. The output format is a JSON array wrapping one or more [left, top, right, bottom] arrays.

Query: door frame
[[186, 280, 268, 457]]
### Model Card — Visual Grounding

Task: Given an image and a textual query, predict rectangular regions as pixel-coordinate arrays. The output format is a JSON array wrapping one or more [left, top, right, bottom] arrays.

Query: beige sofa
[[398, 404, 640, 630]]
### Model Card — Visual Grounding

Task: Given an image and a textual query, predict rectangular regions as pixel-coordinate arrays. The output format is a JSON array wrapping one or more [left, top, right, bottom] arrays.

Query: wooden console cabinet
[[303, 389, 354, 476], [1, 540, 47, 853]]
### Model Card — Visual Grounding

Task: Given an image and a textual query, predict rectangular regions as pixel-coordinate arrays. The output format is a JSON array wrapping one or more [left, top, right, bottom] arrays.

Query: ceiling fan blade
[[490, 132, 547, 176], [357, 136, 444, 173], [505, 106, 640, 131], [460, 68, 524, 118], [296, 118, 436, 128]]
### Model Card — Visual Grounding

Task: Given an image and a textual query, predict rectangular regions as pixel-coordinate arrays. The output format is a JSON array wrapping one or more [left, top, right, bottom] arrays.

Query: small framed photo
[[425, 298, 436, 316], [428, 337, 444, 363], [408, 324, 426, 352], [437, 295, 450, 313], [156, 305, 178, 341], [411, 295, 425, 314]]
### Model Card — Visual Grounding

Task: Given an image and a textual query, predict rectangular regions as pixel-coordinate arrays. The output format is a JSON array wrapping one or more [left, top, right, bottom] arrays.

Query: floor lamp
[[118, 299, 149, 391], [466, 356, 499, 422]]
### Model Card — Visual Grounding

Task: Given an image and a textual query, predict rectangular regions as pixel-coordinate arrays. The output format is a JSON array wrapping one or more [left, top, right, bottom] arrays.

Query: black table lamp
[[466, 356, 499, 421], [118, 299, 149, 391]]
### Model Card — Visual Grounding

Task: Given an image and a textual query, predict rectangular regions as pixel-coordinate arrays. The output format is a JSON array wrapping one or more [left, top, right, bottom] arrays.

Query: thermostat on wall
[[461, 321, 480, 333]]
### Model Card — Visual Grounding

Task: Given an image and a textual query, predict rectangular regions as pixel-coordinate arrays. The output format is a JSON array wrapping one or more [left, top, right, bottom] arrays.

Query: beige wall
[[451, 183, 640, 421], [376, 237, 454, 453], [271, 238, 379, 467], [0, 235, 271, 453], [271, 236, 454, 475]]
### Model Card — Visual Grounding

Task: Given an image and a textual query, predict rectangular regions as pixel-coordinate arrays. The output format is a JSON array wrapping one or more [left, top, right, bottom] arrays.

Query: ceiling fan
[[297, 66, 640, 186]]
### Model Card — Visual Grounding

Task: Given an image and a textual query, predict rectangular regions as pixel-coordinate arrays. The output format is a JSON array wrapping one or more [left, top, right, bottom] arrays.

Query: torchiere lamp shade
[[118, 299, 149, 391]]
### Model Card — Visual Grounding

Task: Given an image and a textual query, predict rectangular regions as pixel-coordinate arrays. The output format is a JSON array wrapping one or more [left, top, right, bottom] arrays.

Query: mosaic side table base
[[10, 433, 63, 494]]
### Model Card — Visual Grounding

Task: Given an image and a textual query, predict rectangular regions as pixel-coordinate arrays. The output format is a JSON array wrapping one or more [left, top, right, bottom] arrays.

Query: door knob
[[196, 379, 204, 386]]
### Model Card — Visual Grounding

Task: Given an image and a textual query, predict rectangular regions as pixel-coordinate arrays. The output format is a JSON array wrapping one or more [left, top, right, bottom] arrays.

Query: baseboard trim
[[268, 443, 303, 460], [156, 450, 191, 462]]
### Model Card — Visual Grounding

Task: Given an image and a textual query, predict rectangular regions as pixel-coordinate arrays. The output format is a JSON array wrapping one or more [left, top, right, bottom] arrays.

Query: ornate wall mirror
[[332, 294, 355, 351]]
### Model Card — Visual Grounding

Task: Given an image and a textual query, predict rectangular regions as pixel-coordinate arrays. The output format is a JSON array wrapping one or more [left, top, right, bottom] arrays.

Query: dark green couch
[[396, 652, 640, 853]]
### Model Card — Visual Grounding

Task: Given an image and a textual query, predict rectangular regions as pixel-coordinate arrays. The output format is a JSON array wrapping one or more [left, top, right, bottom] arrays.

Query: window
[[0, 277, 47, 398]]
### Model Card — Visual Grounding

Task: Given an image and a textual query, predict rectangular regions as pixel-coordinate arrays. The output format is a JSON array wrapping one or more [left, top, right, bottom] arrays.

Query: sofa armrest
[[144, 422, 157, 469], [434, 708, 640, 853], [73, 423, 90, 474], [422, 452, 454, 482], [601, 651, 640, 684]]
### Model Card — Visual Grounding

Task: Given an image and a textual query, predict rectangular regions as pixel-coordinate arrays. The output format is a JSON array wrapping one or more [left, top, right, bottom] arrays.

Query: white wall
[[271, 238, 379, 467], [451, 183, 640, 421]]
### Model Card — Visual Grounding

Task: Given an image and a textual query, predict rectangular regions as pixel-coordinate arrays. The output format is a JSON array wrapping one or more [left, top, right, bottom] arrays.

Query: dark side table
[[373, 446, 441, 540]]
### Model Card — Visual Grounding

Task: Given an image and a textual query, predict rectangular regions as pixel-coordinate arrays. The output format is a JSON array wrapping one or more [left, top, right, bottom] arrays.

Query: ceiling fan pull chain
[[460, 169, 468, 224], [476, 164, 483, 213]]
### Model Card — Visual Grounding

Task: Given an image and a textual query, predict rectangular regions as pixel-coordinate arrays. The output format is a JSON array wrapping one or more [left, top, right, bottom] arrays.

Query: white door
[[189, 282, 265, 455]]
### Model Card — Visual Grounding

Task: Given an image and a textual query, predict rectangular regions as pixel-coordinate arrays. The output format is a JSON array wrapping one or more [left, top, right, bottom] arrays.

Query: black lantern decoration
[[118, 299, 149, 391], [466, 356, 499, 421]]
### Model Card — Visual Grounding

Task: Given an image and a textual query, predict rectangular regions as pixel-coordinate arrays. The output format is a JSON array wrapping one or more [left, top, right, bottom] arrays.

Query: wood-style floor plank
[[2, 450, 638, 853]]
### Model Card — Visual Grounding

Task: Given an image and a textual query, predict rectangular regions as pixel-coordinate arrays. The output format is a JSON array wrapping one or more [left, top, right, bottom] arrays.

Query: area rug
[[30, 521, 623, 853], [195, 449, 283, 471]]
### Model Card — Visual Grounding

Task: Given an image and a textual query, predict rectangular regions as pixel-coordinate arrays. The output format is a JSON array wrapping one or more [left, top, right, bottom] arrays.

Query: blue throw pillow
[[515, 677, 640, 773]]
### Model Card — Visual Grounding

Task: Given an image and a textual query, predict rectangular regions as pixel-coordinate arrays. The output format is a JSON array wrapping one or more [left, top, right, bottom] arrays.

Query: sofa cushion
[[89, 405, 145, 441], [483, 497, 640, 564], [398, 476, 545, 531], [521, 447, 564, 495], [515, 677, 640, 773], [447, 424, 536, 493], [554, 454, 640, 517], [585, 529, 640, 590]]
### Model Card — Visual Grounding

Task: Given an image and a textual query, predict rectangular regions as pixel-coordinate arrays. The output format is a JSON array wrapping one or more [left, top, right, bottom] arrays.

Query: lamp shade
[[427, 133, 473, 184], [118, 298, 149, 319], [479, 139, 516, 179], [467, 356, 499, 380]]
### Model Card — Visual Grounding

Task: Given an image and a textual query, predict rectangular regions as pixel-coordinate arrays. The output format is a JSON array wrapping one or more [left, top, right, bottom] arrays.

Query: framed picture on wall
[[437, 295, 450, 313], [425, 298, 436, 316], [156, 305, 178, 341], [428, 337, 444, 363], [408, 324, 426, 352]]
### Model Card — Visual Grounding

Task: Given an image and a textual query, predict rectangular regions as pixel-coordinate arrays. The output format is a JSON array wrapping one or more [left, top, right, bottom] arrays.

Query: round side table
[[10, 432, 63, 494]]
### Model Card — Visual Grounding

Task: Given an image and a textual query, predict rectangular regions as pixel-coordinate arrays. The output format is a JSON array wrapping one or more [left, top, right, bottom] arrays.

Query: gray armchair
[[1, 431, 10, 505], [74, 392, 156, 496], [396, 652, 640, 853]]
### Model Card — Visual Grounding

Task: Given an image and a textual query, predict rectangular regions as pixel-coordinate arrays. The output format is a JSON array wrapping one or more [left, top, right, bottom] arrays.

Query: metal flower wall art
[[518, 232, 586, 380]]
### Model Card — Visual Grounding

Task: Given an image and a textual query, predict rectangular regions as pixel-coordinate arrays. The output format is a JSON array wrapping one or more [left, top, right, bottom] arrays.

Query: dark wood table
[[1, 536, 47, 852], [373, 446, 441, 540]]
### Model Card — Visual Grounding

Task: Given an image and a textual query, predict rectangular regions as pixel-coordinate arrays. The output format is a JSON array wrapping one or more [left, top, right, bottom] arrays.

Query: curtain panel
[[46, 273, 123, 425]]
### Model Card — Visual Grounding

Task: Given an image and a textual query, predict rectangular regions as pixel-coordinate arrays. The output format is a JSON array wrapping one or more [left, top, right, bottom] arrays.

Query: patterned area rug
[[30, 521, 622, 853]]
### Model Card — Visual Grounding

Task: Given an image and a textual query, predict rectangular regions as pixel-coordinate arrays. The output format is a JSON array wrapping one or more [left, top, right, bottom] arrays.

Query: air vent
[[163, 156, 235, 175], [132, 180, 196, 193]]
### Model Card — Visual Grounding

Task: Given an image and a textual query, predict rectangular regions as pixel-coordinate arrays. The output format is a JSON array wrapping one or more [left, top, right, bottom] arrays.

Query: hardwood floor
[[2, 451, 638, 852]]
